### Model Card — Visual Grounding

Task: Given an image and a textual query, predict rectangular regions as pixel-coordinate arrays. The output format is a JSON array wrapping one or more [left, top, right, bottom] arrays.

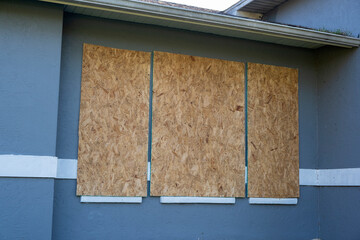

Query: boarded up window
[[76, 44, 150, 197], [247, 63, 299, 198], [150, 52, 245, 197]]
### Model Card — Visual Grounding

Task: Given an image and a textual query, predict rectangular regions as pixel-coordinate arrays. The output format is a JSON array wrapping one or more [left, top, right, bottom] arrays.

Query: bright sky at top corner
[[162, 0, 240, 11]]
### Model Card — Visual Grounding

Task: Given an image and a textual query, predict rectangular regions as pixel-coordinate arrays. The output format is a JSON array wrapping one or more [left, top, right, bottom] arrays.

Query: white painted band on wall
[[299, 168, 360, 186], [0, 155, 57, 178], [1, 155, 360, 187], [80, 196, 142, 203], [249, 198, 298, 205], [57, 159, 77, 179], [160, 197, 236, 204], [317, 168, 360, 186], [299, 169, 318, 186]]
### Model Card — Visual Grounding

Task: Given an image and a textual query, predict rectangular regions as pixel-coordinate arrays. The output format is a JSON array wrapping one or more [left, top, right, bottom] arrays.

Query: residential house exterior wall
[[55, 12, 319, 240], [0, 0, 63, 239], [266, 1, 360, 239], [3, 0, 358, 239]]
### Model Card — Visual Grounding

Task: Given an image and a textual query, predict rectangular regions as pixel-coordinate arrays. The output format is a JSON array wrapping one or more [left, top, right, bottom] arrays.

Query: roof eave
[[40, 0, 360, 49]]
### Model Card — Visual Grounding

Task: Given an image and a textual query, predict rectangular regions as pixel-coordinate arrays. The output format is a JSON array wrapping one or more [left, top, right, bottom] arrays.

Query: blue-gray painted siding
[[0, 178, 55, 240], [265, 0, 360, 36], [0, 1, 63, 239], [317, 46, 360, 169], [319, 187, 360, 240], [266, 0, 360, 170], [265, 1, 360, 239], [2, 0, 358, 239], [53, 13, 319, 239], [0, 0, 63, 156], [53, 180, 319, 240]]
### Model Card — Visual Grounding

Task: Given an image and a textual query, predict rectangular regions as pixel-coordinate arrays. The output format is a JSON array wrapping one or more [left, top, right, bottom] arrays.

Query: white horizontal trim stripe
[[0, 155, 57, 178], [160, 197, 236, 204], [299, 169, 318, 185], [299, 168, 360, 186], [1, 155, 360, 187], [317, 168, 360, 186], [57, 159, 77, 179], [80, 196, 142, 203], [249, 198, 298, 205]]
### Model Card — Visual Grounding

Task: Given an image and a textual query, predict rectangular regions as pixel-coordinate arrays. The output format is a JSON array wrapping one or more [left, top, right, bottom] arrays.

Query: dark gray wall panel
[[0, 178, 54, 240], [0, 0, 63, 156], [265, 0, 360, 238], [53, 180, 319, 240]]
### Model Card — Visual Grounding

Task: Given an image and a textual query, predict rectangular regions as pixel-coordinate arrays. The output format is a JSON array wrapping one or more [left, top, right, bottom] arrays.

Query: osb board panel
[[76, 44, 150, 197], [247, 63, 299, 198], [150, 52, 245, 197]]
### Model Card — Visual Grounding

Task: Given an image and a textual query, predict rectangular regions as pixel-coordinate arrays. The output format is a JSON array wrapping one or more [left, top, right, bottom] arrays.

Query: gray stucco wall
[[0, 0, 63, 156], [265, 0, 360, 239], [53, 13, 320, 240], [53, 180, 318, 240], [0, 1, 63, 239], [0, 178, 55, 240], [266, 0, 360, 170], [5, 0, 357, 239]]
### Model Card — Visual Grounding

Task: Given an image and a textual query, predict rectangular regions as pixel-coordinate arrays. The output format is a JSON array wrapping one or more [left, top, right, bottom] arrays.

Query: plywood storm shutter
[[76, 45, 299, 199], [150, 52, 245, 197], [76, 44, 150, 197], [247, 63, 299, 198]]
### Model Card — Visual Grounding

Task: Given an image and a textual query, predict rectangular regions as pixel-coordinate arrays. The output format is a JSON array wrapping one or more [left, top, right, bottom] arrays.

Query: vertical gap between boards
[[147, 51, 154, 197], [245, 62, 248, 198]]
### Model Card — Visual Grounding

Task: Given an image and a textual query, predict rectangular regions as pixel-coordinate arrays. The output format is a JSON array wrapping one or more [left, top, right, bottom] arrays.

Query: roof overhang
[[41, 0, 360, 49]]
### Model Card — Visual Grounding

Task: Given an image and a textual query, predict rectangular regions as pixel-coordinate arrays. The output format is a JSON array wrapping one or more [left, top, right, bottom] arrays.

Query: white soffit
[[227, 0, 288, 14]]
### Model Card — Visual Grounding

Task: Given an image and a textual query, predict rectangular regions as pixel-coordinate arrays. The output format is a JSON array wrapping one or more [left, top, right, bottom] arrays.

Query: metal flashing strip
[[249, 198, 298, 205], [80, 196, 142, 203], [245, 166, 248, 184], [40, 0, 360, 48], [147, 162, 151, 181], [160, 197, 236, 204]]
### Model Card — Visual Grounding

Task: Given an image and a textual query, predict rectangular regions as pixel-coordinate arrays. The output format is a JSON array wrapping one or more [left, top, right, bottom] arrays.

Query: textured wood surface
[[247, 63, 299, 198], [150, 52, 245, 197], [76, 44, 150, 197]]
